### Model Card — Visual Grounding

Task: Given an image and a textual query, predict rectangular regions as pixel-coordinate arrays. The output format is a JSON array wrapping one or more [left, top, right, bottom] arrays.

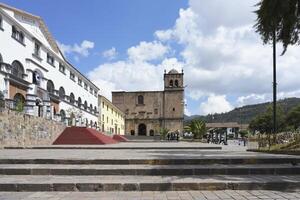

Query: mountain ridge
[[184, 97, 300, 124]]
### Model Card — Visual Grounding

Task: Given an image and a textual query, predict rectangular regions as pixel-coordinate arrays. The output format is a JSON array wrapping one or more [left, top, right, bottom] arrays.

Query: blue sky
[[1, 0, 187, 72], [3, 0, 300, 116]]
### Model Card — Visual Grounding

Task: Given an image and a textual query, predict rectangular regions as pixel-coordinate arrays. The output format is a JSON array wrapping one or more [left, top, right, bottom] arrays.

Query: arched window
[[175, 80, 179, 87], [60, 109, 66, 122], [69, 93, 75, 104], [169, 80, 173, 87], [59, 87, 65, 99], [90, 104, 93, 111], [84, 101, 87, 110], [77, 97, 82, 107], [11, 60, 24, 79], [46, 80, 55, 93], [138, 95, 144, 105], [94, 106, 97, 113]]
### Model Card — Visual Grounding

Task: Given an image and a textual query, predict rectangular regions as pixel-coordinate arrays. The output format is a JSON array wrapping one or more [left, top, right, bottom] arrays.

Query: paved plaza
[[1, 190, 300, 200]]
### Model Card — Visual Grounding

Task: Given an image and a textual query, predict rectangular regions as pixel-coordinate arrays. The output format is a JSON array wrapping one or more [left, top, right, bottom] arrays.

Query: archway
[[138, 123, 147, 136], [35, 98, 43, 117], [13, 93, 25, 111], [60, 109, 66, 122], [150, 129, 154, 136]]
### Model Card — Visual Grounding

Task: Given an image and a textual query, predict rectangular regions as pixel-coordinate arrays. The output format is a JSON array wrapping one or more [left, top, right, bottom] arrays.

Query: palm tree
[[186, 120, 207, 139], [254, 0, 300, 135]]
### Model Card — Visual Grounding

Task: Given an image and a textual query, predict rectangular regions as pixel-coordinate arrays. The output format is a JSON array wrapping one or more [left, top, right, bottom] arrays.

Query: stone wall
[[0, 109, 66, 148]]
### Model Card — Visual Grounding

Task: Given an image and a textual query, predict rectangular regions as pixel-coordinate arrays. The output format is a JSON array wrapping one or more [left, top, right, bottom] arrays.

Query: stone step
[[0, 175, 299, 191], [0, 164, 300, 176], [0, 158, 299, 165]]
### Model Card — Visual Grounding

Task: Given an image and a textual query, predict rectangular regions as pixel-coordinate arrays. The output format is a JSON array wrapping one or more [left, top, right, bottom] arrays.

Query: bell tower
[[164, 69, 184, 90]]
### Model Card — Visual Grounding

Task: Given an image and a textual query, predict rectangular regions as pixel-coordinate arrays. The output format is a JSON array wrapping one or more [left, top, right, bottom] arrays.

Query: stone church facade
[[112, 69, 184, 136]]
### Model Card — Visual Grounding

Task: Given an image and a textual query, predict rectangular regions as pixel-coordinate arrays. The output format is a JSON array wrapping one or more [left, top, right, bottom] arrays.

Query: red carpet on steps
[[113, 134, 129, 142], [53, 127, 118, 145]]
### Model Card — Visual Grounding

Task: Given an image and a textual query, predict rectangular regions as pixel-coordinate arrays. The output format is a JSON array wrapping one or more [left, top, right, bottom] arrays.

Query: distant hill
[[184, 97, 300, 124]]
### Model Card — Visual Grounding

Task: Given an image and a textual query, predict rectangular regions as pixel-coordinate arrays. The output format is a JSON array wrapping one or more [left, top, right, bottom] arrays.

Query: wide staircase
[[0, 155, 300, 191]]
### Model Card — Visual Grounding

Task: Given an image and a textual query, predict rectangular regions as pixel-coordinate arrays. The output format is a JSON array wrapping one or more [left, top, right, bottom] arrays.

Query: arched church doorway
[[138, 123, 147, 136]]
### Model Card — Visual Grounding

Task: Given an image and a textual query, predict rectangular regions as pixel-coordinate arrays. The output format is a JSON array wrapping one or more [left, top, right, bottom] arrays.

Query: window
[[84, 101, 88, 110], [175, 80, 179, 87], [11, 60, 24, 79], [12, 26, 24, 44], [102, 102, 104, 108], [84, 83, 88, 90], [106, 116, 108, 123], [70, 72, 75, 81], [90, 87, 93, 94], [107, 105, 108, 111], [169, 80, 173, 87], [47, 53, 54, 65], [154, 109, 158, 114], [111, 119, 113, 125], [59, 63, 65, 74], [59, 87, 65, 99], [173, 107, 175, 111], [33, 42, 41, 58], [77, 97, 82, 107], [78, 78, 82, 86], [94, 106, 97, 112], [138, 95, 144, 105], [102, 114, 104, 121], [94, 90, 97, 96], [47, 80, 54, 94], [70, 93, 75, 104], [90, 104, 93, 111]]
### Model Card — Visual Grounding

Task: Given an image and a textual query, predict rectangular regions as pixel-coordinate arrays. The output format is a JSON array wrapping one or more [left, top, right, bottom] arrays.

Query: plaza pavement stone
[[1, 190, 300, 200]]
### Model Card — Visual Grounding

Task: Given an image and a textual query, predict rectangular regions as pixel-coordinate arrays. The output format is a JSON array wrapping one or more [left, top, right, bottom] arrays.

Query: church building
[[112, 69, 184, 136]]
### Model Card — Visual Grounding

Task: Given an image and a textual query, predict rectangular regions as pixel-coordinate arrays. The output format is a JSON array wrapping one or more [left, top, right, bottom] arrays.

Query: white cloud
[[199, 95, 233, 115], [58, 40, 95, 57], [127, 41, 169, 62], [237, 94, 266, 106], [87, 0, 300, 115], [102, 47, 118, 60]]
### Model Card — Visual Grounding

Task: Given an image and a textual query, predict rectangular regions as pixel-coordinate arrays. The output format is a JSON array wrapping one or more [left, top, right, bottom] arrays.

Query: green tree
[[249, 105, 286, 134], [249, 105, 286, 148], [286, 104, 300, 130], [0, 91, 4, 109], [254, 0, 300, 135], [15, 100, 24, 113], [186, 119, 206, 139], [255, 0, 300, 55]]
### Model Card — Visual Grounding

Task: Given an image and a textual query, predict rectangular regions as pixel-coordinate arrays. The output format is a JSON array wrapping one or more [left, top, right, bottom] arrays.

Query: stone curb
[[1, 166, 300, 176], [0, 158, 299, 165], [0, 182, 299, 192]]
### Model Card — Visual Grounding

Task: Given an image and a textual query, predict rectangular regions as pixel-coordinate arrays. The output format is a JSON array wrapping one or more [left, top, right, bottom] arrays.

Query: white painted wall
[[0, 6, 99, 125]]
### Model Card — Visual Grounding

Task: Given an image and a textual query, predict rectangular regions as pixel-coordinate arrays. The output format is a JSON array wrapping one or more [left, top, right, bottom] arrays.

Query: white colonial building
[[0, 3, 100, 128]]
